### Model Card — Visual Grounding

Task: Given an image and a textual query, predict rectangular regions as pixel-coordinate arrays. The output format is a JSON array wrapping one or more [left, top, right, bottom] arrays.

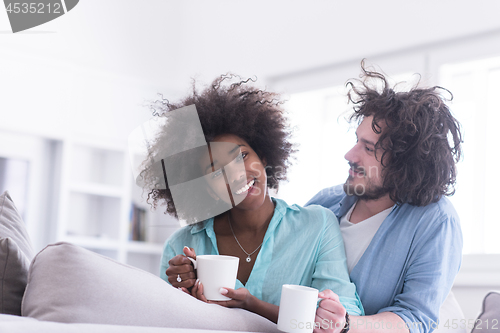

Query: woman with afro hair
[[138, 74, 363, 327]]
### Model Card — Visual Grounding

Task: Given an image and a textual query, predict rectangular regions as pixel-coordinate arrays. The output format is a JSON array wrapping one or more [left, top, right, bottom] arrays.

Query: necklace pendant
[[246, 256, 251, 263]]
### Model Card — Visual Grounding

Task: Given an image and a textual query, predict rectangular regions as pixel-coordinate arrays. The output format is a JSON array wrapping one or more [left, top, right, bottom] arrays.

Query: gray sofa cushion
[[22, 242, 279, 332], [0, 191, 34, 315], [0, 314, 258, 333], [471, 291, 500, 333]]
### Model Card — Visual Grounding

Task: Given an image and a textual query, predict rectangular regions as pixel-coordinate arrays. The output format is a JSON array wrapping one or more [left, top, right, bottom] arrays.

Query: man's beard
[[343, 177, 389, 201]]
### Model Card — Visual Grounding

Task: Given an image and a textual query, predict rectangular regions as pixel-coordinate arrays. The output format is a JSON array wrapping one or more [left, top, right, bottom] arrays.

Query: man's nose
[[344, 144, 359, 163]]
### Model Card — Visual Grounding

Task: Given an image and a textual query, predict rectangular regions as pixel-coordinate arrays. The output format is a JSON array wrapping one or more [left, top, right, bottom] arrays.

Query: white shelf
[[62, 235, 121, 250], [126, 241, 164, 254], [56, 139, 173, 275], [69, 143, 125, 187], [69, 182, 123, 198]]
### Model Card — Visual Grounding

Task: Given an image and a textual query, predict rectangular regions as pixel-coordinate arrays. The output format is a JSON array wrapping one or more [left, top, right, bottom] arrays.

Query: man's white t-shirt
[[340, 203, 394, 273]]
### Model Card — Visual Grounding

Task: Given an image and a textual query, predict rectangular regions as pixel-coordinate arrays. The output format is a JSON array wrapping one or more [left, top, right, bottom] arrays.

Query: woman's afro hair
[[143, 74, 295, 217]]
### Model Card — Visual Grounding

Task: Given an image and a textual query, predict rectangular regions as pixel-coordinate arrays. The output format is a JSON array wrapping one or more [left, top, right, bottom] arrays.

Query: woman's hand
[[165, 246, 197, 292], [190, 285, 254, 308], [314, 289, 348, 333], [206, 287, 279, 324], [190, 278, 208, 302], [208, 287, 255, 310]]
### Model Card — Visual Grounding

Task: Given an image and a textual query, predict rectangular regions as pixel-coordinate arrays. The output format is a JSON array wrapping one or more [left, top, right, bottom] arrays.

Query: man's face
[[343, 116, 388, 200]]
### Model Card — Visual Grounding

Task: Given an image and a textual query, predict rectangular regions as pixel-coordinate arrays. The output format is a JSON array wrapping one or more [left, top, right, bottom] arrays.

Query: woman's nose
[[229, 168, 246, 184], [223, 160, 246, 184]]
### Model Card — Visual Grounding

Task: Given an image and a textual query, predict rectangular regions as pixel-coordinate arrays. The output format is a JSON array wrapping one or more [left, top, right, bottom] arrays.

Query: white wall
[[3, 1, 500, 94], [0, 49, 157, 141]]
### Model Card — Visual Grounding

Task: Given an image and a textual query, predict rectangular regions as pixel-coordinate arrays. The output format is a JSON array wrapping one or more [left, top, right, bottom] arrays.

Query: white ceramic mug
[[187, 255, 239, 301], [277, 284, 319, 333]]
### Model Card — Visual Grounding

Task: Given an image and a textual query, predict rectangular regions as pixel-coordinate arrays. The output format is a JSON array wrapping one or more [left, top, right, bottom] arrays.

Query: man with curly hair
[[307, 65, 463, 333]]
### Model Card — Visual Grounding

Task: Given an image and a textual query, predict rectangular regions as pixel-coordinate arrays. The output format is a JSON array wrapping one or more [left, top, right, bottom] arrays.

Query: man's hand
[[314, 289, 347, 333]]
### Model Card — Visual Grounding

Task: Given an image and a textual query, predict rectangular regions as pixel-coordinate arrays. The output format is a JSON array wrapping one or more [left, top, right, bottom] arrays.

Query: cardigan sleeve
[[377, 214, 462, 333]]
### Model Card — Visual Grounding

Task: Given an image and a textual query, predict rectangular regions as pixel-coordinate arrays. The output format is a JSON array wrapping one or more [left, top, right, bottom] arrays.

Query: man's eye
[[366, 146, 374, 152]]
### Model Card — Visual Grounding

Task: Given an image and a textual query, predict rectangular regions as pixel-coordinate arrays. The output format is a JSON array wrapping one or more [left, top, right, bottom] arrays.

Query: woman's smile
[[234, 178, 255, 195]]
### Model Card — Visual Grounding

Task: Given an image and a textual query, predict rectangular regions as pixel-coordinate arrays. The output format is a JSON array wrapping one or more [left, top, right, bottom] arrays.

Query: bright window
[[277, 85, 354, 206], [441, 56, 500, 254]]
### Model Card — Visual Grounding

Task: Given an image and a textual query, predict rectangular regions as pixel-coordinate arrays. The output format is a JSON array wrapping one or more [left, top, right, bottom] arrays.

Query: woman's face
[[201, 134, 268, 211]]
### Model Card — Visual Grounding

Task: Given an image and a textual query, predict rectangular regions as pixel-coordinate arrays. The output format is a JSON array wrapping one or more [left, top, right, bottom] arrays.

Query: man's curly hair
[[144, 74, 294, 218], [347, 63, 463, 206]]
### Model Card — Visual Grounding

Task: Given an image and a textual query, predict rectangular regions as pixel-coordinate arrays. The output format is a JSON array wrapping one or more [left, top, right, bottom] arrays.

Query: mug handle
[[187, 256, 197, 269]]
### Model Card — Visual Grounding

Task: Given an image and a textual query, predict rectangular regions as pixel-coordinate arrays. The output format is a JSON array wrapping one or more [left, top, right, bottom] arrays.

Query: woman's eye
[[212, 169, 223, 179], [236, 152, 248, 162], [365, 146, 374, 152]]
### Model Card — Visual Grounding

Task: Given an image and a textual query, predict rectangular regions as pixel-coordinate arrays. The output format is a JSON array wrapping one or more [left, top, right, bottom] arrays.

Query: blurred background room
[[1, 0, 499, 323]]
